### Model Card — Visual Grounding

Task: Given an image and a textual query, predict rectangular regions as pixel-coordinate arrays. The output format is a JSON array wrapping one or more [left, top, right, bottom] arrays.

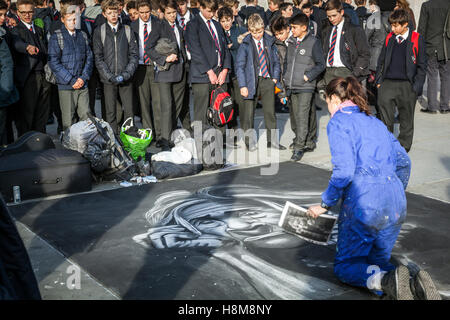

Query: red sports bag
[[207, 86, 234, 127]]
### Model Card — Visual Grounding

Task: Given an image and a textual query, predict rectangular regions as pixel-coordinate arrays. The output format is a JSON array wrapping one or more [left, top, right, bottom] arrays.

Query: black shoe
[[440, 110, 450, 114], [291, 150, 304, 162], [410, 270, 441, 300], [267, 142, 286, 150], [381, 265, 414, 300], [420, 108, 438, 114]]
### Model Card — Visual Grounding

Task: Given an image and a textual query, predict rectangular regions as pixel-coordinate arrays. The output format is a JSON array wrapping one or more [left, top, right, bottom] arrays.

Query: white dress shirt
[[139, 18, 152, 65], [170, 22, 181, 49], [327, 18, 345, 68], [199, 11, 220, 67], [108, 22, 118, 33], [396, 28, 409, 43], [22, 21, 35, 33]]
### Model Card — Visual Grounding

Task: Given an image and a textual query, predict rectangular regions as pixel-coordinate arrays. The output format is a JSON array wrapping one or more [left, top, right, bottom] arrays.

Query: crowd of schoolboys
[[1, 0, 447, 160]]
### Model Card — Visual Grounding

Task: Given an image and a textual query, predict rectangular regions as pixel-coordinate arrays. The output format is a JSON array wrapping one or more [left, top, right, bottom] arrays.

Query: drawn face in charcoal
[[133, 185, 329, 250]]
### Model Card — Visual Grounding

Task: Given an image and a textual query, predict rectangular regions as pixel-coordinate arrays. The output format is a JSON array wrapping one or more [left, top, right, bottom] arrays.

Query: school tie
[[257, 40, 269, 78], [29, 25, 33, 32], [206, 19, 221, 65], [328, 26, 337, 66], [397, 36, 404, 44], [296, 38, 301, 49], [180, 17, 186, 30], [143, 23, 150, 65]]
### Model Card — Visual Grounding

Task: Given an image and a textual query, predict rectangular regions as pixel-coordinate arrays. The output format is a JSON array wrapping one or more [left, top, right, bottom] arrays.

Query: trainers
[[381, 265, 414, 300], [410, 270, 441, 300]]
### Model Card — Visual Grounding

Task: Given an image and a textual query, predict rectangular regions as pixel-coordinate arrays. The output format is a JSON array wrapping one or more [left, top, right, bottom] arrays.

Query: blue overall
[[321, 106, 411, 290]]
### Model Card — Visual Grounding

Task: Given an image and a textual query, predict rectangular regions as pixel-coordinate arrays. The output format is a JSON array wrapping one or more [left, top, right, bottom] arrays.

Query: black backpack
[[206, 86, 234, 127]]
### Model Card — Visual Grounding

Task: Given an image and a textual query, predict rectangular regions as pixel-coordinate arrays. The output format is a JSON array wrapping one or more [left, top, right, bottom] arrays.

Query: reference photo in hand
[[278, 201, 337, 246]]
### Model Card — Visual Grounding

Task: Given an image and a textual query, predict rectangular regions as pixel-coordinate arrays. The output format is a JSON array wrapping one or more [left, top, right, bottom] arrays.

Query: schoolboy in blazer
[[185, 0, 231, 126], [148, 0, 189, 150]]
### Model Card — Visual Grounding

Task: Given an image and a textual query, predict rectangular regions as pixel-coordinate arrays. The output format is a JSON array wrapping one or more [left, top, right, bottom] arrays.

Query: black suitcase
[[0, 149, 92, 202], [0, 131, 55, 157]]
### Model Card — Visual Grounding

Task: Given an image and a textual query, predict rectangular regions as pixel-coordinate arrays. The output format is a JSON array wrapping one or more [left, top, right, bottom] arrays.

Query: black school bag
[[206, 86, 234, 127]]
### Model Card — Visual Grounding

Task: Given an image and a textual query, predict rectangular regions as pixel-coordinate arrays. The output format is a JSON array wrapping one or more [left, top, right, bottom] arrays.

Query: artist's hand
[[307, 205, 327, 219], [207, 69, 218, 85], [240, 87, 248, 98], [217, 69, 228, 86], [165, 54, 178, 63], [26, 45, 39, 55]]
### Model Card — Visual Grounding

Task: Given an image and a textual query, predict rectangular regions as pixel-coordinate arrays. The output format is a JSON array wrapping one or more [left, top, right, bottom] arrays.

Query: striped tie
[[257, 41, 269, 78], [143, 23, 150, 65], [328, 26, 337, 66], [296, 38, 301, 49], [207, 20, 221, 65], [180, 17, 186, 31]]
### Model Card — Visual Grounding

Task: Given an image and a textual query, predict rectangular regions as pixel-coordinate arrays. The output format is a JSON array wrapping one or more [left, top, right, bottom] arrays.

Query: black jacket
[[185, 15, 231, 83], [322, 17, 370, 79], [9, 22, 48, 87], [92, 23, 139, 84], [148, 19, 187, 83], [239, 5, 268, 26], [418, 0, 450, 61], [375, 31, 427, 96]]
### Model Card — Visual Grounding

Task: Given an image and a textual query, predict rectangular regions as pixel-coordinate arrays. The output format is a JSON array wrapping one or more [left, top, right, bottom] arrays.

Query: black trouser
[[0, 107, 6, 145], [158, 71, 187, 144], [88, 67, 105, 118], [426, 55, 450, 111], [50, 83, 62, 131], [241, 77, 277, 144], [103, 81, 134, 134], [289, 92, 313, 151], [378, 79, 417, 152], [229, 77, 243, 130], [134, 65, 161, 138], [176, 69, 191, 132], [17, 71, 51, 137]]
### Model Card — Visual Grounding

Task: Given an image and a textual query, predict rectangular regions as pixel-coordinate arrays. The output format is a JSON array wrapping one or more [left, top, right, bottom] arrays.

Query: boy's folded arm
[[353, 28, 371, 76]]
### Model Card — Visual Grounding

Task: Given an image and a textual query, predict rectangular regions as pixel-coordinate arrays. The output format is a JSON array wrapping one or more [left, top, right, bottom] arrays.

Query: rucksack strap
[[411, 31, 419, 62], [55, 29, 64, 51], [385, 32, 394, 47], [101, 23, 130, 45]]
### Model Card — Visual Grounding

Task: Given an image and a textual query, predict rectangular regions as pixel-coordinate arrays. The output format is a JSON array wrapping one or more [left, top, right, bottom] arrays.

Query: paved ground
[[10, 93, 450, 300]]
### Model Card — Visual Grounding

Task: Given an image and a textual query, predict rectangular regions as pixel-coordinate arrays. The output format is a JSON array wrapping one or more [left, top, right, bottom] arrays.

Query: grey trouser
[[323, 67, 353, 86], [17, 71, 51, 136], [241, 77, 277, 143], [289, 92, 313, 151], [58, 88, 90, 130], [378, 79, 417, 152], [134, 65, 161, 137], [426, 55, 450, 111], [103, 82, 134, 134], [158, 70, 187, 142]]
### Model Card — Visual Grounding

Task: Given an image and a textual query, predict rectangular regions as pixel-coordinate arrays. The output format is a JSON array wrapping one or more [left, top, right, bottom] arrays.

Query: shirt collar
[[199, 11, 211, 25], [336, 17, 345, 30], [178, 10, 190, 21], [140, 17, 150, 26], [108, 21, 118, 32], [22, 21, 33, 30], [397, 28, 409, 41]]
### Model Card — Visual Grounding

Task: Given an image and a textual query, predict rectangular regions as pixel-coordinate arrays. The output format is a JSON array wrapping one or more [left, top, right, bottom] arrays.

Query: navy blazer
[[185, 15, 231, 83], [148, 19, 187, 83], [130, 16, 159, 65]]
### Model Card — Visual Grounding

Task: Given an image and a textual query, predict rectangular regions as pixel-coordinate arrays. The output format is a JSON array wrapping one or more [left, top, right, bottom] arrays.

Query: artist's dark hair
[[199, 0, 218, 11], [0, 0, 8, 10], [290, 12, 309, 27], [324, 0, 343, 12], [279, 2, 292, 12], [325, 77, 371, 115], [159, 0, 177, 12], [217, 6, 232, 20], [271, 16, 289, 34], [311, 0, 321, 5], [388, 8, 409, 25]]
